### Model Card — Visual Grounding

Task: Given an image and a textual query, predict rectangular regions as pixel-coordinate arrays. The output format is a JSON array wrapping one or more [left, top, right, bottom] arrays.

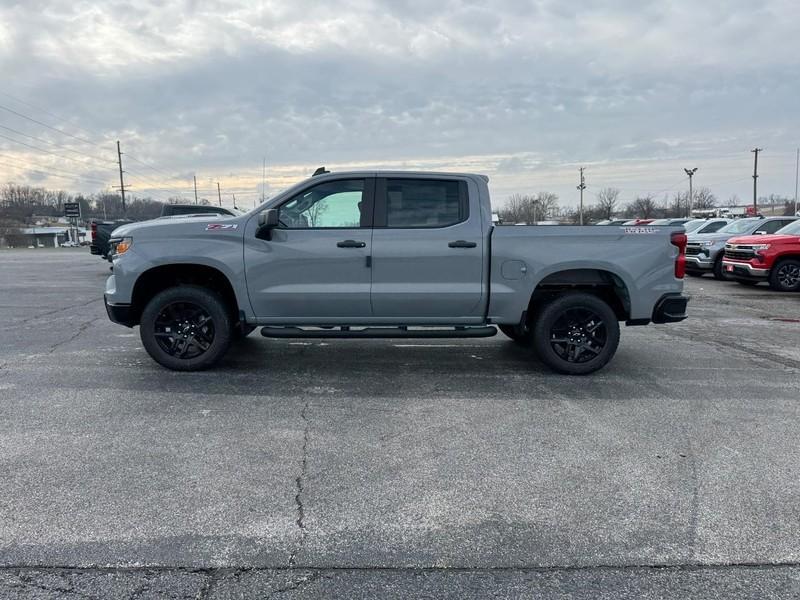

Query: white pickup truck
[[104, 169, 688, 375]]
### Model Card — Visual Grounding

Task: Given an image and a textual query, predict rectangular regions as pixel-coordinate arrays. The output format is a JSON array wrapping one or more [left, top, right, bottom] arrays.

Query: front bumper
[[652, 293, 689, 324], [104, 295, 135, 327], [685, 254, 714, 271], [721, 260, 769, 279]]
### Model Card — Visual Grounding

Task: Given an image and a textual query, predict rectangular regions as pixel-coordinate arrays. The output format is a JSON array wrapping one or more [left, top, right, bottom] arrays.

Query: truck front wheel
[[140, 285, 232, 371], [531, 293, 620, 375], [769, 258, 800, 292]]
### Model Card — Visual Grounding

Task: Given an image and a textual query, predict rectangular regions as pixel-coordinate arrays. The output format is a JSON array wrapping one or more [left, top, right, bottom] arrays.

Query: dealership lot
[[1, 249, 799, 598]]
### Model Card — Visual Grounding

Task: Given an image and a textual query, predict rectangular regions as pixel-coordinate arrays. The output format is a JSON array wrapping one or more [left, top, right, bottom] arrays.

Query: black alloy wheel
[[547, 307, 607, 364], [154, 302, 216, 359], [770, 259, 800, 292], [532, 292, 620, 375], [140, 285, 232, 371]]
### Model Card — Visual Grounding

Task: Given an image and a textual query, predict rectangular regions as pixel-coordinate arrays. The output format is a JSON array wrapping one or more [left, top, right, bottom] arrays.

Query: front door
[[244, 177, 374, 321]]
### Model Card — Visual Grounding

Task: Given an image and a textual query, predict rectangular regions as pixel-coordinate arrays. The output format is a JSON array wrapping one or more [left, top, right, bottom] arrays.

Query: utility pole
[[217, 182, 222, 207], [261, 157, 266, 203], [794, 148, 798, 217], [232, 193, 238, 210], [751, 148, 762, 215], [684, 168, 698, 217], [577, 167, 586, 225], [193, 175, 198, 205], [116, 140, 126, 213]]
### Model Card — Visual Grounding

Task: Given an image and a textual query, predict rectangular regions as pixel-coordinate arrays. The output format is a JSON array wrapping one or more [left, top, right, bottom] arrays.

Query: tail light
[[671, 231, 687, 279], [91, 221, 97, 242]]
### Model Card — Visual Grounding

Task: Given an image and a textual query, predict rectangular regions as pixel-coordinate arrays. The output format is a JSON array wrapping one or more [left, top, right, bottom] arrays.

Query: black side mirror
[[256, 209, 280, 240]]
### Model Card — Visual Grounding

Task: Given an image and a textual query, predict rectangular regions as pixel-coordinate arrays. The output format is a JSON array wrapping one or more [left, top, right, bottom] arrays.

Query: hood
[[686, 231, 733, 244], [110, 214, 239, 238], [727, 234, 800, 245]]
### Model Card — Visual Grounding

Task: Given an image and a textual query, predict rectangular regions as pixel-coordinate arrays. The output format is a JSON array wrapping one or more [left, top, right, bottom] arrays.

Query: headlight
[[110, 237, 133, 257], [751, 244, 770, 250]]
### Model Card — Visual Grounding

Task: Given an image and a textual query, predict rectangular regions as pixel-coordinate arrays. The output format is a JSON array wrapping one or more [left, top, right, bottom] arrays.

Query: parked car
[[722, 219, 800, 291], [90, 219, 132, 260], [160, 204, 240, 218], [103, 169, 688, 375], [683, 218, 731, 235], [649, 218, 691, 226], [595, 219, 629, 225], [684, 216, 798, 280]]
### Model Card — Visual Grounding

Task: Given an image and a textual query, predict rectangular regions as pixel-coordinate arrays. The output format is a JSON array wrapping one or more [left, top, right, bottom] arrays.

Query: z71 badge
[[206, 223, 239, 231]]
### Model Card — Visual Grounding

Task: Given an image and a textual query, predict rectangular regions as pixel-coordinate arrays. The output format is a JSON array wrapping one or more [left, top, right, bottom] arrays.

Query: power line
[[0, 132, 115, 169], [0, 123, 115, 165], [124, 168, 189, 198], [0, 91, 106, 143], [0, 159, 112, 186], [125, 153, 183, 182], [0, 103, 103, 147], [0, 153, 111, 183]]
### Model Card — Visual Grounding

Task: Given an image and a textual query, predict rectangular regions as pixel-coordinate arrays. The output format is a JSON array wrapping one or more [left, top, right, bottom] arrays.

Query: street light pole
[[751, 148, 762, 215], [683, 168, 697, 217], [794, 148, 799, 217]]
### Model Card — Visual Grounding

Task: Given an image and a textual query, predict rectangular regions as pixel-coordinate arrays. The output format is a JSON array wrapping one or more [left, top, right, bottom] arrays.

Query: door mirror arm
[[256, 209, 280, 240]]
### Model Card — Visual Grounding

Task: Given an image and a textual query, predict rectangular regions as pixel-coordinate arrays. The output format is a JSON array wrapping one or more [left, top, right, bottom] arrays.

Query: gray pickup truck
[[104, 170, 688, 375]]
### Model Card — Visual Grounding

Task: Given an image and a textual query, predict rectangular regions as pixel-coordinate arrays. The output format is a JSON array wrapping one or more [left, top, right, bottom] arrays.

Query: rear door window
[[378, 179, 468, 228]]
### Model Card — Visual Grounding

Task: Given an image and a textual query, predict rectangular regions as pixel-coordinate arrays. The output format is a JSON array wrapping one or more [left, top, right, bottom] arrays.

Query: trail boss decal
[[622, 227, 658, 234], [206, 223, 239, 231]]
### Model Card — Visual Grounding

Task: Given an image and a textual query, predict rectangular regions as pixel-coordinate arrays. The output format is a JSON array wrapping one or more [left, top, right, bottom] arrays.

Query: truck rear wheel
[[140, 285, 232, 371], [531, 293, 620, 375], [769, 258, 800, 292]]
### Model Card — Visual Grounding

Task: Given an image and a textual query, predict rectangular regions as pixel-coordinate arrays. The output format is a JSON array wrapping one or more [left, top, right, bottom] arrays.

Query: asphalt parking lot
[[1, 249, 799, 599]]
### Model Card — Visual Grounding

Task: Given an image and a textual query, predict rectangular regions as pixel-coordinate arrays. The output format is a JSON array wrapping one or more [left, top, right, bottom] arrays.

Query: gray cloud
[[0, 0, 798, 206]]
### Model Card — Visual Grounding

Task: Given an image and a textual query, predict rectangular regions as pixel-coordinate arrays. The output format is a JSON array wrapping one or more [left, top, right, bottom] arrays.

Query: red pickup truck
[[722, 219, 800, 291]]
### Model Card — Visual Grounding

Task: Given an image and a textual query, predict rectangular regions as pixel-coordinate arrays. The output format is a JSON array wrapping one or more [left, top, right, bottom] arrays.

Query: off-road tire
[[140, 285, 232, 371], [712, 255, 727, 280], [769, 258, 800, 292], [532, 293, 620, 375]]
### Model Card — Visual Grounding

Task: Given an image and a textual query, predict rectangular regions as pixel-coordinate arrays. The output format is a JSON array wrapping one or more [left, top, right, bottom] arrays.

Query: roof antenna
[[312, 166, 329, 176]]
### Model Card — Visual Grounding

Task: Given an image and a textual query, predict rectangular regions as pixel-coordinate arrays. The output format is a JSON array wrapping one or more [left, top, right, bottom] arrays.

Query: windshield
[[777, 220, 800, 235], [683, 220, 706, 233], [719, 218, 759, 234]]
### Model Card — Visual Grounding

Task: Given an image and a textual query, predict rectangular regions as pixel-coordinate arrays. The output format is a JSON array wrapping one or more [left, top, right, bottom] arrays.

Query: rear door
[[755, 219, 796, 235], [369, 176, 485, 321]]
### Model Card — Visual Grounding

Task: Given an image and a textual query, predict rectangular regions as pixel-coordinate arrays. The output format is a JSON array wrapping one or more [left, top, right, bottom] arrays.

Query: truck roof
[[310, 170, 489, 182]]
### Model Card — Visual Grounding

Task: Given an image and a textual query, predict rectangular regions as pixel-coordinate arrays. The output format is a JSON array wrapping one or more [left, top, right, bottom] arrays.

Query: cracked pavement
[[0, 249, 799, 598]]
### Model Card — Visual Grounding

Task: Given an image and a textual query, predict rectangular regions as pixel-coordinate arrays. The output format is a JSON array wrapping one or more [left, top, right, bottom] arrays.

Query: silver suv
[[685, 217, 798, 279]]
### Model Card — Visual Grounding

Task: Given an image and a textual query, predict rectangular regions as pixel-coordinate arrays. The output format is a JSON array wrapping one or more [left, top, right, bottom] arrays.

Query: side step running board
[[260, 326, 497, 339]]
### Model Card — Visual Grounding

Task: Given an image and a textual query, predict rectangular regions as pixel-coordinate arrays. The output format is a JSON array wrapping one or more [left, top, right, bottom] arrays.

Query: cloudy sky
[[0, 0, 798, 209]]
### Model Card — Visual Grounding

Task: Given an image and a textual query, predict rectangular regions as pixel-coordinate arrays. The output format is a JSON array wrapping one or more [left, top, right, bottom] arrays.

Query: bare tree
[[534, 192, 559, 219], [305, 199, 328, 227], [499, 194, 533, 223], [499, 192, 559, 224], [595, 187, 620, 220], [692, 187, 716, 210], [630, 195, 658, 219]]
